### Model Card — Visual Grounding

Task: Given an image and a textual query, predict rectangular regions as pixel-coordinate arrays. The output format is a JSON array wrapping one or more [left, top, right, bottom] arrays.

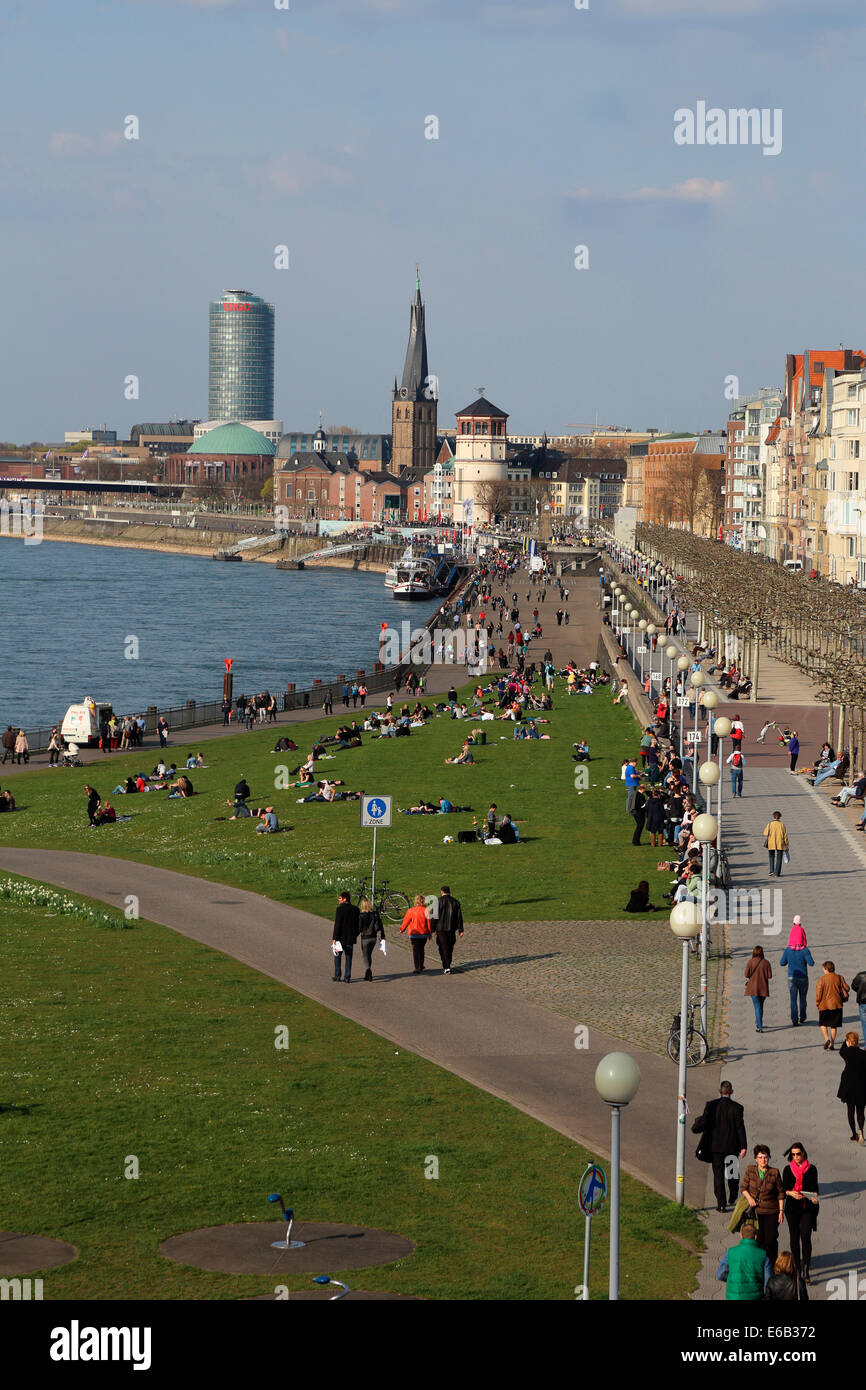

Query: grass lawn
[[0, 888, 703, 1299], [0, 678, 671, 923]]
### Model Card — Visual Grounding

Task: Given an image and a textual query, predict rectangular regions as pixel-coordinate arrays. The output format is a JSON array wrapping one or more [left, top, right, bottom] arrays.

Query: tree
[[260, 477, 274, 503], [475, 479, 513, 522]]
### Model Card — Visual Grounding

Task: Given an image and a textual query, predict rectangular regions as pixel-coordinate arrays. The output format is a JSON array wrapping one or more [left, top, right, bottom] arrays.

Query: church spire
[[398, 270, 429, 402]]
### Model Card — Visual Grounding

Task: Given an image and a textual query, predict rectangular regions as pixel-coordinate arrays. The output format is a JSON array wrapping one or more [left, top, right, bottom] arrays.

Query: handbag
[[762, 835, 769, 849]]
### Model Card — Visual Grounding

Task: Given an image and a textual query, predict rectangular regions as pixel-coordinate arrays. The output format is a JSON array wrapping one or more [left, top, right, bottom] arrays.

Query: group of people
[[222, 692, 278, 727], [1, 726, 29, 764], [331, 885, 465, 981]]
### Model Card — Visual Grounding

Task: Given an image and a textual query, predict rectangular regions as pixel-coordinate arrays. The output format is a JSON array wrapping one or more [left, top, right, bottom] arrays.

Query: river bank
[[0, 518, 395, 572]]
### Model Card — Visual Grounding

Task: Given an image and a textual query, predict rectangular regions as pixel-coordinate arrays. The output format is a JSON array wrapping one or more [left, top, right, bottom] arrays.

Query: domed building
[[167, 421, 275, 493]]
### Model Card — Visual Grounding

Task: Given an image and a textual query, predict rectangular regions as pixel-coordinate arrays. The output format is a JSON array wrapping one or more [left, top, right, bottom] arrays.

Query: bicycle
[[667, 992, 708, 1066], [354, 878, 411, 927]]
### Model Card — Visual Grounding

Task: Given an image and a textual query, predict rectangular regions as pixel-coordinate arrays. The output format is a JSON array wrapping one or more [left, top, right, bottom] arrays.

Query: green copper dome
[[188, 422, 275, 455]]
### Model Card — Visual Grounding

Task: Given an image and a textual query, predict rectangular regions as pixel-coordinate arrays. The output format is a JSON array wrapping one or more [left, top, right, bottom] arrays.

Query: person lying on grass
[[0, 789, 16, 811], [299, 779, 363, 802]]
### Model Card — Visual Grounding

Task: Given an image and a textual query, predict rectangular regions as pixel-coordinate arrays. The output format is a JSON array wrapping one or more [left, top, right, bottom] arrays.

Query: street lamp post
[[594, 1052, 641, 1299], [670, 903, 701, 1204], [637, 619, 647, 683], [665, 643, 677, 708], [689, 671, 706, 793], [712, 716, 731, 852], [676, 655, 690, 757], [646, 623, 657, 697], [694, 800, 719, 1041]]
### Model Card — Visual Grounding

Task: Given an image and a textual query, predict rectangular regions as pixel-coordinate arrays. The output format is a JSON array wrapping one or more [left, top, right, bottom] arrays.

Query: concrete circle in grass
[[159, 1222, 415, 1274], [0, 1232, 78, 1275], [246, 1289, 421, 1300]]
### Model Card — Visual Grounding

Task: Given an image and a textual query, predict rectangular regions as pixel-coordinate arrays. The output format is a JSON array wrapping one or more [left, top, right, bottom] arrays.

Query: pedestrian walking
[[781, 1142, 819, 1284], [816, 959, 850, 1051], [157, 716, 169, 748], [332, 890, 360, 983], [221, 698, 232, 726], [692, 1080, 747, 1212], [837, 1030, 866, 1142], [745, 945, 772, 1033], [788, 730, 800, 773], [779, 918, 815, 1027], [14, 729, 28, 764], [726, 748, 745, 797], [1, 726, 14, 764], [358, 897, 385, 981], [740, 1144, 785, 1268], [323, 688, 334, 716], [435, 884, 464, 974], [852, 964, 866, 1041], [47, 727, 61, 766], [716, 1224, 771, 1301], [342, 681, 351, 709], [400, 894, 432, 973], [729, 717, 745, 750], [765, 1251, 808, 1302], [763, 810, 788, 877], [358, 683, 367, 708]]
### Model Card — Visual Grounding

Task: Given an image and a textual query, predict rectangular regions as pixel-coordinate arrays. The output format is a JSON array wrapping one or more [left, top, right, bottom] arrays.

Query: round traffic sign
[[578, 1163, 607, 1216]]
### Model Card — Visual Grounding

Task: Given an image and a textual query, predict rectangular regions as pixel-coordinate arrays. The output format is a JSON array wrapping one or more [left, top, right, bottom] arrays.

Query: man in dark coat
[[435, 885, 464, 975], [692, 1080, 747, 1212], [332, 890, 360, 983]]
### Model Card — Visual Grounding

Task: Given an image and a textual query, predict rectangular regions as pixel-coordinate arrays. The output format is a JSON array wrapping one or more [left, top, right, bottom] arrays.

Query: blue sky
[[2, 0, 866, 441]]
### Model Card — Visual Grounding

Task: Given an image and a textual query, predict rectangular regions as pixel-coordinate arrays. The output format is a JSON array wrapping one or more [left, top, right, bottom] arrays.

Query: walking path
[[691, 728, 866, 1301], [0, 847, 716, 1207]]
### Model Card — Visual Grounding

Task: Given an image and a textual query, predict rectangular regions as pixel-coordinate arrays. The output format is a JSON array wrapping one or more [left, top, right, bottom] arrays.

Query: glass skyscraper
[[208, 289, 274, 421]]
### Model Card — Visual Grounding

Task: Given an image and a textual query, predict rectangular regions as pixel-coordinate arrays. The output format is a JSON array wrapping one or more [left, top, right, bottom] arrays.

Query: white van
[[61, 698, 115, 747], [782, 559, 803, 573]]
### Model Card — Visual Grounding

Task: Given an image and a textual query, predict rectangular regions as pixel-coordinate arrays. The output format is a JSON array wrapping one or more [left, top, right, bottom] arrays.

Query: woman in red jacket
[[401, 895, 431, 974]]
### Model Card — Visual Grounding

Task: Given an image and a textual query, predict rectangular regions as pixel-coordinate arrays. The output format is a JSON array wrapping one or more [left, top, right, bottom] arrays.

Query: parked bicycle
[[667, 992, 708, 1066], [353, 878, 410, 926]]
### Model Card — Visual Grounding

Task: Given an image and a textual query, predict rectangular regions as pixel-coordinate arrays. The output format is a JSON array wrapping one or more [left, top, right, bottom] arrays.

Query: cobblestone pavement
[[388, 918, 726, 1059]]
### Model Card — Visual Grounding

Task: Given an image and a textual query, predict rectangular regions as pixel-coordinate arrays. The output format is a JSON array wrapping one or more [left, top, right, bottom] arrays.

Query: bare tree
[[475, 479, 514, 522]]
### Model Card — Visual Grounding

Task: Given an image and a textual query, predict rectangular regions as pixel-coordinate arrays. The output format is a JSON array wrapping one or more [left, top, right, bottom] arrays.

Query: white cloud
[[255, 152, 354, 197], [571, 177, 728, 203], [50, 131, 126, 159]]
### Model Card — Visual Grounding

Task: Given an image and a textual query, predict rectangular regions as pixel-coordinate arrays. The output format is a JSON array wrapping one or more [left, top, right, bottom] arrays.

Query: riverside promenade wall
[[1, 516, 319, 564]]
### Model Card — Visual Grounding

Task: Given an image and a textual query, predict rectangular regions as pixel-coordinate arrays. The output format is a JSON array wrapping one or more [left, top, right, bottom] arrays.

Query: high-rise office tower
[[208, 289, 275, 422]]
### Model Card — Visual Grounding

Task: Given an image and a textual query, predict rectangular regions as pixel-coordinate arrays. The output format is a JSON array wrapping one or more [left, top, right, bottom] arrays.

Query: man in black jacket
[[332, 891, 360, 983], [692, 1081, 748, 1212], [436, 885, 464, 974]]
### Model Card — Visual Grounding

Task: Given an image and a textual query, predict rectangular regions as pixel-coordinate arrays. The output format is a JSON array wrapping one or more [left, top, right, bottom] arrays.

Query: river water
[[0, 539, 440, 727]]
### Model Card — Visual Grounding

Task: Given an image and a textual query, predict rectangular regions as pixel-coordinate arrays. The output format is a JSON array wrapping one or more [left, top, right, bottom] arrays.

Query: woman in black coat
[[837, 1031, 866, 1143], [645, 789, 667, 848], [84, 785, 100, 827], [781, 1141, 819, 1284]]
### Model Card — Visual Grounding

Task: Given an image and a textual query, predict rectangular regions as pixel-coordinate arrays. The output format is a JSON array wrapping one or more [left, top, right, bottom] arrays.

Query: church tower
[[391, 270, 437, 477]]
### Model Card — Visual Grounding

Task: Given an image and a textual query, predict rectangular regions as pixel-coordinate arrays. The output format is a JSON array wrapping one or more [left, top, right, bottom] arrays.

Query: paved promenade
[[691, 716, 866, 1300]]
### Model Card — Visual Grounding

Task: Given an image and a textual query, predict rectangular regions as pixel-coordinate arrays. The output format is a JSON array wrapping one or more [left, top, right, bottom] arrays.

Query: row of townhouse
[[722, 349, 866, 584]]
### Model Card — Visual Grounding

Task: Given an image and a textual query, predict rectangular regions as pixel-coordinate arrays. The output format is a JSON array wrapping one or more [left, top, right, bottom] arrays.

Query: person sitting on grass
[[497, 814, 519, 844], [624, 880, 658, 912], [0, 789, 16, 811], [186, 752, 206, 769], [93, 801, 117, 826], [273, 736, 299, 753], [167, 775, 194, 799], [255, 807, 280, 833], [113, 776, 139, 795], [445, 740, 475, 766], [227, 797, 252, 819]]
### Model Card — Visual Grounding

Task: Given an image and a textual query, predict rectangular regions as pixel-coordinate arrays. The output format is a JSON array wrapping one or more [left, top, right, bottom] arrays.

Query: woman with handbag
[[816, 960, 850, 1051], [358, 897, 385, 982], [781, 1141, 819, 1284], [741, 1143, 785, 1268], [745, 945, 773, 1033]]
